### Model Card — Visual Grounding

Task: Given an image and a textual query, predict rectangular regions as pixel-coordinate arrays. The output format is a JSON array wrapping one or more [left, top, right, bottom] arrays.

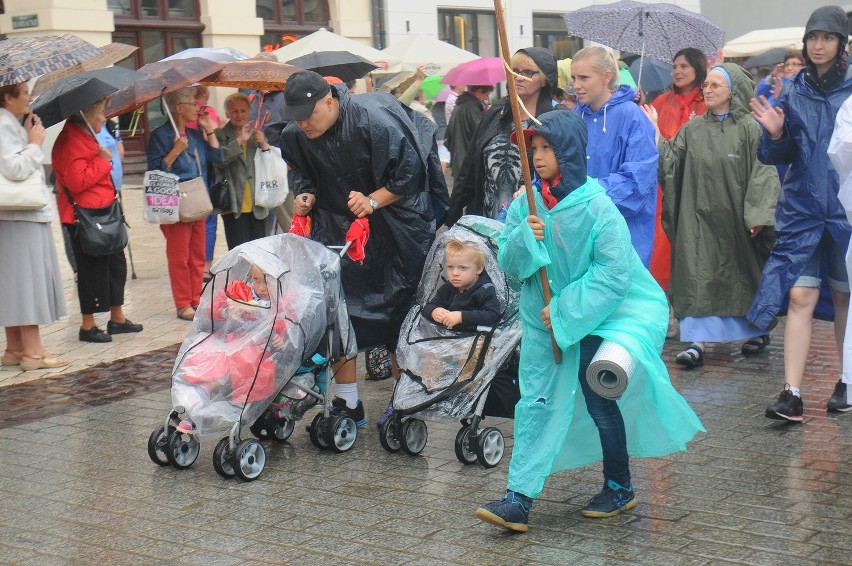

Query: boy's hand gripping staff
[[494, 0, 561, 364]]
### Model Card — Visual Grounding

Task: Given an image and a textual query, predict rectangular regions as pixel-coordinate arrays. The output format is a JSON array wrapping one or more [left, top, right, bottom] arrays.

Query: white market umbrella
[[724, 27, 805, 57], [380, 34, 479, 75], [270, 28, 398, 72]]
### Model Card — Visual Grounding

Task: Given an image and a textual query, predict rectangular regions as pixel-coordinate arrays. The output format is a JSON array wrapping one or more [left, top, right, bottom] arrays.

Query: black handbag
[[64, 184, 128, 257], [208, 175, 232, 213]]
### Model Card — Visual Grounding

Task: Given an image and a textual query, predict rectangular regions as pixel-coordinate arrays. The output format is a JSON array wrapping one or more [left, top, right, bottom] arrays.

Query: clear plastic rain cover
[[393, 215, 521, 421], [170, 234, 357, 436]]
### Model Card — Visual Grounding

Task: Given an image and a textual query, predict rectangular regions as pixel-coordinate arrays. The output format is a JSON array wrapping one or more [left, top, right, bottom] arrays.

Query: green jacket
[[213, 123, 270, 220], [659, 63, 780, 318]]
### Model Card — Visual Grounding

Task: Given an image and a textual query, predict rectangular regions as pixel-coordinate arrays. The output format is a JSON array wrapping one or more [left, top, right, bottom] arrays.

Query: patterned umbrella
[[200, 60, 302, 91], [31, 43, 138, 96], [104, 57, 223, 117], [562, 1, 724, 63], [0, 34, 103, 86]]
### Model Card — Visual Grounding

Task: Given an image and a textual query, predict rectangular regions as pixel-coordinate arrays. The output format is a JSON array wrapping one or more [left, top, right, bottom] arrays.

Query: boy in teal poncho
[[475, 110, 704, 533]]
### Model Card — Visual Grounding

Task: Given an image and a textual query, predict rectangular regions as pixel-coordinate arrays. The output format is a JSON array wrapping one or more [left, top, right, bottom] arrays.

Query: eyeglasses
[[512, 69, 539, 79], [701, 82, 729, 91]]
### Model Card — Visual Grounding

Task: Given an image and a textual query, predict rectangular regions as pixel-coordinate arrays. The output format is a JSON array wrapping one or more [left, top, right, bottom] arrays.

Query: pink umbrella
[[442, 57, 506, 86], [434, 86, 451, 103]]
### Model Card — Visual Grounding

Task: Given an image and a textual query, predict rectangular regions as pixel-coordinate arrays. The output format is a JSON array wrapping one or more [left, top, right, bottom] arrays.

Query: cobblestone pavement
[[1, 319, 851, 565]]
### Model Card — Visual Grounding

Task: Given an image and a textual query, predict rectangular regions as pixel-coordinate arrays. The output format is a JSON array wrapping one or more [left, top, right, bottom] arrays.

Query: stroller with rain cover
[[147, 234, 357, 481], [379, 216, 522, 467]]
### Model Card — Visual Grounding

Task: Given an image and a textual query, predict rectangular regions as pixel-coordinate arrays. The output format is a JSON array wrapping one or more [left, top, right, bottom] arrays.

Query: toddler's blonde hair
[[445, 239, 486, 270]]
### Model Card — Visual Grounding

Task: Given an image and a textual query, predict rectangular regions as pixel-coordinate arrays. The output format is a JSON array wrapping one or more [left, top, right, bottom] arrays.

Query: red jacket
[[53, 122, 115, 225]]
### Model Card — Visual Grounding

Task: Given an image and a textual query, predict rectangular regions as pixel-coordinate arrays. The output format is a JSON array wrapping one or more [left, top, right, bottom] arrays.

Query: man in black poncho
[[279, 71, 449, 425]]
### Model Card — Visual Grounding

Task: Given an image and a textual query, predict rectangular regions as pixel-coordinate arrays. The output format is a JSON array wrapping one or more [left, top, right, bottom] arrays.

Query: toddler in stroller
[[379, 216, 522, 466], [147, 234, 357, 481]]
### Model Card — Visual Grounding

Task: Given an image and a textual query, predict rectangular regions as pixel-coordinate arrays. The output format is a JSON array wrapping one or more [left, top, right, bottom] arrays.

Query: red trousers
[[161, 220, 205, 310]]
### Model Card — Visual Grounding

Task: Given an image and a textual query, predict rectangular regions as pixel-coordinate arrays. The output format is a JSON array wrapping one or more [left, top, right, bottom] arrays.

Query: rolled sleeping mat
[[585, 340, 637, 400]]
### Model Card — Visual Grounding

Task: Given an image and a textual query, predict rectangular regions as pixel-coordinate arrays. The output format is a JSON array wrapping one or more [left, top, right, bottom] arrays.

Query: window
[[533, 14, 580, 60], [437, 9, 497, 57], [258, 0, 330, 52], [109, 0, 198, 20]]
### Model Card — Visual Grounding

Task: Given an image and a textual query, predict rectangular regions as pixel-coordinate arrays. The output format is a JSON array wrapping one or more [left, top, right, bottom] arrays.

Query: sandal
[[19, 353, 70, 372], [2, 350, 23, 366], [741, 334, 770, 355], [675, 343, 704, 369], [176, 306, 196, 321]]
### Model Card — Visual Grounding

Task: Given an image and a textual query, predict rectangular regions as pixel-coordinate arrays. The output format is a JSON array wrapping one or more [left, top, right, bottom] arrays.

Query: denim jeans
[[577, 334, 631, 487]]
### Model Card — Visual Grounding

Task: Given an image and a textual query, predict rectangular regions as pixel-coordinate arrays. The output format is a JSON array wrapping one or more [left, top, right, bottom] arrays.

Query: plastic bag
[[253, 146, 289, 208], [142, 169, 180, 224]]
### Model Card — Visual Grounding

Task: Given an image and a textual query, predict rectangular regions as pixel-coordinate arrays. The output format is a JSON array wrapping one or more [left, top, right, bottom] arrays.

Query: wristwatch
[[368, 196, 380, 211]]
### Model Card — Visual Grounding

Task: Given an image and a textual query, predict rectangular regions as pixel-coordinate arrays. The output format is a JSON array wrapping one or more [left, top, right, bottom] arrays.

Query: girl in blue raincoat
[[475, 110, 704, 533], [750, 6, 852, 422], [571, 46, 659, 267]]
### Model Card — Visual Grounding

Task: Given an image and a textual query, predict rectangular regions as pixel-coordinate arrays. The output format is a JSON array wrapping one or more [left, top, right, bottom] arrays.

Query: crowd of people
[[3, 1, 852, 535]]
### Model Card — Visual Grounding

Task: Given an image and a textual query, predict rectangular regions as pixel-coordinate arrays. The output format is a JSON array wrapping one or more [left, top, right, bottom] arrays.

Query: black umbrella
[[285, 51, 378, 82], [743, 47, 789, 70], [31, 75, 117, 129], [35, 66, 143, 98]]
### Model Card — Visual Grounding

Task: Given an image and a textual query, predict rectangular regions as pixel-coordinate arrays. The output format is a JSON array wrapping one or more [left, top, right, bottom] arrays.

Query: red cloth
[[289, 214, 311, 237], [345, 218, 370, 263], [52, 122, 115, 225], [226, 280, 253, 303], [539, 175, 563, 210], [160, 220, 206, 309], [648, 89, 708, 291]]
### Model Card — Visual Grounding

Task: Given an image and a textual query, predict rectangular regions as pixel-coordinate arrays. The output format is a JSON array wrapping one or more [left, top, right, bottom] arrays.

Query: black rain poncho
[[279, 86, 449, 349]]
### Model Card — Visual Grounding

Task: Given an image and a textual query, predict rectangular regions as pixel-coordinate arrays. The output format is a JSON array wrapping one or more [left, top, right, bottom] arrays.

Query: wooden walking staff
[[493, 0, 561, 364]]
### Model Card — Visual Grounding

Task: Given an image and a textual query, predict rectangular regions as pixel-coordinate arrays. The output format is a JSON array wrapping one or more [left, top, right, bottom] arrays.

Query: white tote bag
[[253, 147, 289, 209], [142, 169, 181, 224]]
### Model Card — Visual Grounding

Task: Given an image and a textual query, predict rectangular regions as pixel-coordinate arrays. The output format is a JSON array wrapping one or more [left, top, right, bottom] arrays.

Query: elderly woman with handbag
[[0, 82, 69, 370], [54, 98, 141, 343], [147, 87, 222, 321]]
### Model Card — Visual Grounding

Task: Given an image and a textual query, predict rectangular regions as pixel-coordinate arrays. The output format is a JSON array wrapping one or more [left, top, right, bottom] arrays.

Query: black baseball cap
[[283, 70, 332, 121]]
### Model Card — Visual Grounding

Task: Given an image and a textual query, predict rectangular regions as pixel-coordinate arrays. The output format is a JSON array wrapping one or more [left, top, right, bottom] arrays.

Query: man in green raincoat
[[475, 110, 704, 533]]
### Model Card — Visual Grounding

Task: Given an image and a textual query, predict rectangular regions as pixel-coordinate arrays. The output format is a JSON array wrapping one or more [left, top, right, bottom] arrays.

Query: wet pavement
[[1, 318, 851, 565]]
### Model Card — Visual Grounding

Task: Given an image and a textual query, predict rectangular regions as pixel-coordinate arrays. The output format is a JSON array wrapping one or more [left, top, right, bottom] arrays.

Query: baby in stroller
[[380, 216, 522, 464]]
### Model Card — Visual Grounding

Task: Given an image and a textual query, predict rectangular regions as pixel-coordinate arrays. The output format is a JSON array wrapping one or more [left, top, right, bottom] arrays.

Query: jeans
[[577, 335, 631, 487]]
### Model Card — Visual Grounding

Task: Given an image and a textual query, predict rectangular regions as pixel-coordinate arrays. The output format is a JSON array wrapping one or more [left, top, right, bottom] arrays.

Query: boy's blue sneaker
[[330, 397, 367, 427], [475, 491, 532, 533], [581, 479, 636, 518]]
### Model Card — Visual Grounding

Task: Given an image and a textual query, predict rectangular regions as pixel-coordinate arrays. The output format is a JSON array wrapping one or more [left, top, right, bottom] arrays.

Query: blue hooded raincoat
[[499, 111, 704, 499], [747, 63, 852, 330], [574, 84, 659, 266]]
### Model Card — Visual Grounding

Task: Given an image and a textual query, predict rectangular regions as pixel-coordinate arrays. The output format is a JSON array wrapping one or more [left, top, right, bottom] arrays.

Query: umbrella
[[31, 75, 117, 129], [379, 34, 479, 75], [104, 57, 223, 118], [285, 51, 378, 83], [434, 86, 451, 103], [68, 66, 145, 91], [442, 57, 506, 86], [724, 27, 804, 58], [743, 47, 790, 70], [162, 47, 250, 63], [628, 57, 671, 93], [32, 42, 138, 96], [420, 76, 446, 99], [271, 29, 398, 71], [200, 60, 302, 91], [562, 0, 724, 86], [0, 34, 102, 86]]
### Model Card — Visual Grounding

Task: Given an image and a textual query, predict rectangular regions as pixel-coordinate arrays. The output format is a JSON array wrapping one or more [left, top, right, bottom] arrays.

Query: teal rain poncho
[[499, 156, 704, 498]]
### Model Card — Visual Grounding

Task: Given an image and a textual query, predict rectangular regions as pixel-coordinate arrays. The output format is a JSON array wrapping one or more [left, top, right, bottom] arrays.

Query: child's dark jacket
[[422, 272, 502, 331]]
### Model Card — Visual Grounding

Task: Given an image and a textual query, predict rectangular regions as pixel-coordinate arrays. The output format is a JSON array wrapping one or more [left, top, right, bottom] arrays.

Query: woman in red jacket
[[54, 99, 142, 343]]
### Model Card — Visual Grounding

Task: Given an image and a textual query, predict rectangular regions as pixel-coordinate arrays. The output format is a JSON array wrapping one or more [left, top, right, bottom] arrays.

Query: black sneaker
[[107, 319, 143, 335], [475, 491, 532, 532], [330, 397, 367, 427], [581, 479, 636, 518], [79, 326, 112, 343], [826, 380, 852, 413], [765, 386, 804, 422]]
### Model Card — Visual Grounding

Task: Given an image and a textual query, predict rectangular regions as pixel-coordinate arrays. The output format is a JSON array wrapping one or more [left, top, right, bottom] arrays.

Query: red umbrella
[[442, 57, 506, 86], [104, 57, 223, 118]]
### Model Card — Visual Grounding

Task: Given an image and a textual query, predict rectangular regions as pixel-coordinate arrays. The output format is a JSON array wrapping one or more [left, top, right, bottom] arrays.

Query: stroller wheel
[[454, 425, 477, 465], [476, 427, 504, 468], [232, 439, 266, 482], [327, 414, 358, 453], [166, 430, 200, 469], [401, 419, 428, 456], [379, 418, 401, 453], [147, 425, 173, 466], [271, 418, 295, 442], [309, 413, 329, 450], [249, 415, 270, 440], [212, 437, 236, 479]]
